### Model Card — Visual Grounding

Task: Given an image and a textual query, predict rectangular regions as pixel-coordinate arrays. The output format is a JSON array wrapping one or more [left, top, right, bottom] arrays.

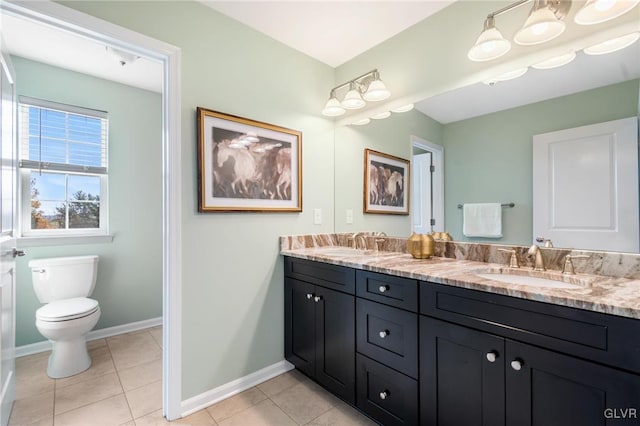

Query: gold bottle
[[407, 233, 434, 259]]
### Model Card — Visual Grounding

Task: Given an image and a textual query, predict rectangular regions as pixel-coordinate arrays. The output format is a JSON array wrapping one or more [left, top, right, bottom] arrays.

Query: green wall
[[59, 1, 335, 400], [443, 79, 640, 244], [334, 109, 443, 236], [12, 56, 163, 346]]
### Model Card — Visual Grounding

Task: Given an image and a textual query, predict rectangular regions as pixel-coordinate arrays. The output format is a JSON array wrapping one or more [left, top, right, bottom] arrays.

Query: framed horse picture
[[196, 107, 302, 212], [364, 148, 409, 215]]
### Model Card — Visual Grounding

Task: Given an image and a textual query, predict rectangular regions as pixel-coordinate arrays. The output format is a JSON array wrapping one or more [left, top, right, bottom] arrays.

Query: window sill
[[18, 234, 114, 247]]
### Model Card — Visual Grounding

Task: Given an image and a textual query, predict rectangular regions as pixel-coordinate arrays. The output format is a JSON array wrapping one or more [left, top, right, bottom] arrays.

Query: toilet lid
[[36, 297, 99, 322]]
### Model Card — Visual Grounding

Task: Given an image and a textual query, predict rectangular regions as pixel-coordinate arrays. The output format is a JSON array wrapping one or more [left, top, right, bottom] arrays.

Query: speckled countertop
[[281, 246, 640, 320]]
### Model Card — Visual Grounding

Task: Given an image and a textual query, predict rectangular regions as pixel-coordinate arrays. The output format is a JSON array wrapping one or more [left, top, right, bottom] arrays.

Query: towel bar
[[457, 203, 515, 209]]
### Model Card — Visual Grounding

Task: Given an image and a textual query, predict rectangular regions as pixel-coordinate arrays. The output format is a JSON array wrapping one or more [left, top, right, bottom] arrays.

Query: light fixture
[[321, 69, 391, 117], [575, 0, 640, 25], [321, 90, 346, 117], [468, 16, 512, 62], [370, 111, 391, 120], [351, 118, 371, 126], [391, 104, 415, 113], [583, 31, 640, 54], [532, 50, 576, 69], [469, 0, 571, 61]]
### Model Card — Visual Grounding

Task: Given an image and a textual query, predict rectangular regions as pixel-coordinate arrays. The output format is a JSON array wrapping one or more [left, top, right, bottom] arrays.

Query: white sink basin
[[475, 269, 590, 289]]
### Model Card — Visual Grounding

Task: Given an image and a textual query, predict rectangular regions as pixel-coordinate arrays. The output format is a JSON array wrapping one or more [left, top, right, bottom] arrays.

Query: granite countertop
[[281, 246, 640, 320]]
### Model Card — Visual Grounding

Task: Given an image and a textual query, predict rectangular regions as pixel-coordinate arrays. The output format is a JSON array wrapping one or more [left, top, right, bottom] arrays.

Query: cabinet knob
[[511, 359, 523, 371], [486, 351, 498, 363], [379, 390, 389, 400], [378, 285, 388, 293], [306, 293, 313, 300], [379, 330, 389, 338], [314, 295, 322, 303]]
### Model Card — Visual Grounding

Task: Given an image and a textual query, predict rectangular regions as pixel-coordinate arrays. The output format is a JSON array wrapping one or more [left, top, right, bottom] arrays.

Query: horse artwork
[[364, 149, 410, 215], [197, 108, 301, 212]]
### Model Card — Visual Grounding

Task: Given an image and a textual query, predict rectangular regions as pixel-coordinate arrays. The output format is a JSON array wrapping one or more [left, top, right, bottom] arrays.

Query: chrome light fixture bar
[[469, 0, 571, 62], [322, 69, 390, 117]]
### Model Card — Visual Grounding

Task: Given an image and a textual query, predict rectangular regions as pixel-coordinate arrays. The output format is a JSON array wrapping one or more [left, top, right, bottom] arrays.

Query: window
[[18, 97, 108, 237]]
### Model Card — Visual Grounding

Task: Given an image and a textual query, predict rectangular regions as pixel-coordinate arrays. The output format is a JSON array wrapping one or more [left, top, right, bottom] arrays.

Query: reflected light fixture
[[351, 118, 371, 126], [391, 104, 415, 113], [532, 50, 576, 68], [584, 31, 640, 54], [321, 69, 391, 117], [469, 0, 571, 61], [575, 0, 640, 24], [370, 111, 391, 120]]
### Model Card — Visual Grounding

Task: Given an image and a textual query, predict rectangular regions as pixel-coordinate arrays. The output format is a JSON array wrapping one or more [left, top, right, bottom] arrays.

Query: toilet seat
[[36, 297, 99, 322]]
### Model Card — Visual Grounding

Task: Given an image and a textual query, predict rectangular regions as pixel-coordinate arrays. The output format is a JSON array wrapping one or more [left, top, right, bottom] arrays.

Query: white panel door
[[412, 152, 432, 234], [533, 117, 639, 252]]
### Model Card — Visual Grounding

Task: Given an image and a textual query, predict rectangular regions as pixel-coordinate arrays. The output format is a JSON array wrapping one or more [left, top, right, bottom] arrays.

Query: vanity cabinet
[[355, 270, 419, 426], [420, 283, 640, 426], [284, 257, 356, 404]]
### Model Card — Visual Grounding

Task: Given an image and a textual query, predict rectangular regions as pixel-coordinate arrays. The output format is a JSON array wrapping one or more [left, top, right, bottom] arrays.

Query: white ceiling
[[200, 1, 455, 67]]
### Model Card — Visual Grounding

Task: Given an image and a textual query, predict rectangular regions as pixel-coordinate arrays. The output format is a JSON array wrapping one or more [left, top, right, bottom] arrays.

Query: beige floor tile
[[8, 390, 54, 425], [271, 380, 339, 425], [87, 338, 108, 349], [149, 327, 162, 349], [54, 394, 133, 426], [125, 380, 163, 419], [108, 331, 162, 371], [55, 345, 117, 389], [118, 359, 162, 392], [15, 353, 55, 400], [54, 372, 124, 414], [206, 387, 267, 422], [257, 369, 308, 398], [218, 400, 296, 426], [134, 408, 217, 425], [305, 401, 377, 426]]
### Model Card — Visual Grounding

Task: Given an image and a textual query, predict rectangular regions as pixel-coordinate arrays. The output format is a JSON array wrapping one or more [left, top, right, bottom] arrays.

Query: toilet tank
[[28, 255, 99, 303]]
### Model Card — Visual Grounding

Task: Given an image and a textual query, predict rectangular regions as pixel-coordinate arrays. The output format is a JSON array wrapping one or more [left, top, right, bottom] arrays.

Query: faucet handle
[[498, 248, 520, 268], [562, 255, 589, 275], [535, 236, 554, 248]]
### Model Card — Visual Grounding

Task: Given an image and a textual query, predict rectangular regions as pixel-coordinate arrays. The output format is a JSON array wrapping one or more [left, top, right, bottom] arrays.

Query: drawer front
[[356, 354, 418, 426], [284, 257, 355, 294], [356, 270, 418, 312], [357, 298, 418, 378], [421, 282, 640, 373]]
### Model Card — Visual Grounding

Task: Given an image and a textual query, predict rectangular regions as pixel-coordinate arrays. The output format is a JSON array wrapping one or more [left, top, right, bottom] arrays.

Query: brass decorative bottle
[[407, 233, 434, 259]]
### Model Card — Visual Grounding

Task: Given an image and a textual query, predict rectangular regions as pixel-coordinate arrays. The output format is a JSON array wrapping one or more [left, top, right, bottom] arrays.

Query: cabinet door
[[507, 340, 640, 426], [420, 317, 505, 426], [315, 286, 355, 404], [285, 278, 316, 378]]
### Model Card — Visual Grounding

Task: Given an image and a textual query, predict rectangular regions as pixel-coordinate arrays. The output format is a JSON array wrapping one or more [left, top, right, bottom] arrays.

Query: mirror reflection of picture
[[364, 148, 410, 215]]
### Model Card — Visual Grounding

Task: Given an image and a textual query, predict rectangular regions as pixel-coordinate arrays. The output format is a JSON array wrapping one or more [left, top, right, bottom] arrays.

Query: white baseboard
[[15, 316, 162, 358], [181, 360, 295, 417]]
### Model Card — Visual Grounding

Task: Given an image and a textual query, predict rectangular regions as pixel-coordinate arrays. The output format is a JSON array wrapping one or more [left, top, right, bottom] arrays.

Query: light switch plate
[[346, 209, 353, 224], [314, 208, 322, 225]]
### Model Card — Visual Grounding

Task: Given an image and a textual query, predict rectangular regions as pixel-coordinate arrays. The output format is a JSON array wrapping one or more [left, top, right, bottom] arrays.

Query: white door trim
[[411, 136, 444, 231], [1, 1, 183, 420]]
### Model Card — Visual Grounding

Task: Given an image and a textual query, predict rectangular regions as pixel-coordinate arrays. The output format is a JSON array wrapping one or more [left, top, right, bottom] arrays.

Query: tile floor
[[9, 327, 376, 425]]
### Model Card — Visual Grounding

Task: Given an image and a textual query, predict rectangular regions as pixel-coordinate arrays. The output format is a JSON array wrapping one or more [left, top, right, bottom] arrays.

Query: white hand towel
[[463, 203, 502, 238]]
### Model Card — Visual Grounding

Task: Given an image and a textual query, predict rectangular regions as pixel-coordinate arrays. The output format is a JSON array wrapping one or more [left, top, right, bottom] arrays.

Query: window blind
[[18, 96, 108, 175]]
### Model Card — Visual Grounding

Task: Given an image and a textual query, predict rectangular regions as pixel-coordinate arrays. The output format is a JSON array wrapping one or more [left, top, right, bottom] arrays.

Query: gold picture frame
[[196, 107, 302, 212], [364, 148, 410, 215]]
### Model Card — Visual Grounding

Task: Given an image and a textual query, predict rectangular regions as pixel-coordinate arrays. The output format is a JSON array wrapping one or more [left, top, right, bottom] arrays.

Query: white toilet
[[29, 255, 101, 379]]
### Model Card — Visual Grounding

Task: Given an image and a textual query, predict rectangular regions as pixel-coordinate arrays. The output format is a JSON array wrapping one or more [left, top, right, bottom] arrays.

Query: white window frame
[[18, 97, 110, 239]]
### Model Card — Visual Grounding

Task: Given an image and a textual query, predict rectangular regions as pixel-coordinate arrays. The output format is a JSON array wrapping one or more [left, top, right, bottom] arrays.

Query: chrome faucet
[[528, 244, 546, 271]]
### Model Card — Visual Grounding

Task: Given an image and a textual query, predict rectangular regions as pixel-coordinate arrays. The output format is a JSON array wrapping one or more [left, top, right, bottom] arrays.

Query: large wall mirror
[[333, 27, 640, 253]]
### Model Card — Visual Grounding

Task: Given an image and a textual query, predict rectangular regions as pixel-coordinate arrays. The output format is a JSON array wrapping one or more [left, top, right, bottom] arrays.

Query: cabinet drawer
[[284, 257, 355, 294], [421, 282, 640, 373], [356, 354, 418, 426], [357, 298, 418, 378], [356, 270, 418, 312]]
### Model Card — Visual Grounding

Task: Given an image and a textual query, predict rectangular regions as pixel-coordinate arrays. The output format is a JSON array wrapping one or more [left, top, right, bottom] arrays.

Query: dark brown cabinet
[[284, 258, 356, 404]]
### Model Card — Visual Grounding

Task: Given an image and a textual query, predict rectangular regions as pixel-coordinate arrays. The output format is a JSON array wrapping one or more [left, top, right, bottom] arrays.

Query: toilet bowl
[[29, 256, 100, 378]]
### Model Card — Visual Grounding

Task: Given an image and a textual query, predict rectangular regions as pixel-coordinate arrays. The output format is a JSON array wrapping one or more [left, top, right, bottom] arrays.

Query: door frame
[[411, 135, 444, 232], [1, 0, 183, 420]]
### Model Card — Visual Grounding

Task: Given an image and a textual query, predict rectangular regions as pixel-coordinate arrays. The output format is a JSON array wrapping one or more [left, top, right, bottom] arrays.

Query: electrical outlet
[[314, 208, 322, 225], [346, 209, 353, 224]]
